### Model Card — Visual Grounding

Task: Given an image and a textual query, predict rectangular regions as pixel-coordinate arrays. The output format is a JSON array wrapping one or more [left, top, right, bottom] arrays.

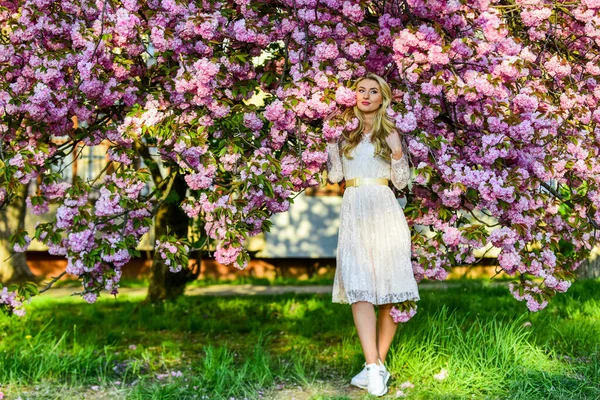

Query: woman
[[326, 73, 420, 396]]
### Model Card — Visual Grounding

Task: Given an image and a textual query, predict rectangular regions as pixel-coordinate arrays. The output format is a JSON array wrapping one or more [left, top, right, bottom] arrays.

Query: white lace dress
[[327, 133, 420, 305]]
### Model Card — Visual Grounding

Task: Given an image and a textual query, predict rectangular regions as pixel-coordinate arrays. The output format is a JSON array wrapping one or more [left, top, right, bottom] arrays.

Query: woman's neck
[[363, 113, 375, 133]]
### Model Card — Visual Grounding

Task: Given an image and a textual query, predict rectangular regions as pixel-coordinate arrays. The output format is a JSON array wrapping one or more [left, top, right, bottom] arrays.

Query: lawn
[[1, 279, 599, 399]]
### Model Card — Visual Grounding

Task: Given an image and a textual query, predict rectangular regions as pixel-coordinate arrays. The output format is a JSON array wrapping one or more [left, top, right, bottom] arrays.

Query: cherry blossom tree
[[1, 0, 599, 315]]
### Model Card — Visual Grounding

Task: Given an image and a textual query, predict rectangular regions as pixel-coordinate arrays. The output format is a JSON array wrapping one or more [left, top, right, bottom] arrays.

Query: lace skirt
[[332, 185, 420, 305]]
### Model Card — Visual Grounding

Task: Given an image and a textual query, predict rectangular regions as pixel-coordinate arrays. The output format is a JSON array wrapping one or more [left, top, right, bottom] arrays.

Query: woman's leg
[[351, 301, 379, 364], [376, 303, 398, 363]]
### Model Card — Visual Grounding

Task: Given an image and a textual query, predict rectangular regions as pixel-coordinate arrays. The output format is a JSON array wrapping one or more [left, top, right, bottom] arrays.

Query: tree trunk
[[577, 255, 600, 280], [0, 183, 36, 284], [146, 174, 199, 302]]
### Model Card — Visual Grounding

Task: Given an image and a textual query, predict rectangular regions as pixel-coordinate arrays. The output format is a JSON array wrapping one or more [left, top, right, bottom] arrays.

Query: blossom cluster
[[390, 301, 418, 324], [155, 238, 190, 273], [30, 170, 154, 303], [0, 286, 26, 317], [383, 1, 600, 309]]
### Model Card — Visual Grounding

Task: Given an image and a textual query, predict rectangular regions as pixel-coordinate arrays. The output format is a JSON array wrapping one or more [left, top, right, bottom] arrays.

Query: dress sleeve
[[326, 142, 344, 183], [390, 152, 410, 190]]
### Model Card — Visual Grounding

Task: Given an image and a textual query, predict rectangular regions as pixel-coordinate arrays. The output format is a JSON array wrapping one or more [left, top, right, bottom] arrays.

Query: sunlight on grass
[[1, 279, 599, 399]]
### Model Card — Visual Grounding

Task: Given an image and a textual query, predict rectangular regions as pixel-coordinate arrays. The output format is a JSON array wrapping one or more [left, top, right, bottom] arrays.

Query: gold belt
[[345, 178, 389, 187]]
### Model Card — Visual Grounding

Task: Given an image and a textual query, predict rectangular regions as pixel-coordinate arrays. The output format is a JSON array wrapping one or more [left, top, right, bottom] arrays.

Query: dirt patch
[[4, 384, 131, 400], [39, 284, 333, 299], [263, 380, 378, 400]]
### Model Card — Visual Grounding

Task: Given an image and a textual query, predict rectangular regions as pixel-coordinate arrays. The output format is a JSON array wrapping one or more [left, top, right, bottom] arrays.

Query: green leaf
[[23, 282, 39, 295]]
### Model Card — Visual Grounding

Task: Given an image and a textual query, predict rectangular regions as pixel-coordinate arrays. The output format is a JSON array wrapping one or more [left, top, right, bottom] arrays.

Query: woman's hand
[[386, 130, 404, 160], [324, 111, 342, 144], [324, 108, 341, 122]]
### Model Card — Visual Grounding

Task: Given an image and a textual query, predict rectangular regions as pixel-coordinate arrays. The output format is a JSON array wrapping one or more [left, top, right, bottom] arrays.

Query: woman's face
[[355, 79, 383, 114]]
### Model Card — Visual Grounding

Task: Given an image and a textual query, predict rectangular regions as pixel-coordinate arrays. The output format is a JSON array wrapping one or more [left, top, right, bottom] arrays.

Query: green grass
[[1, 279, 599, 399]]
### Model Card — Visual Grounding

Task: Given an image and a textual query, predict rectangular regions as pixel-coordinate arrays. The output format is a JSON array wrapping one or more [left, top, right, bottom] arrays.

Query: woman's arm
[[326, 142, 344, 183], [390, 152, 410, 190], [386, 130, 410, 189]]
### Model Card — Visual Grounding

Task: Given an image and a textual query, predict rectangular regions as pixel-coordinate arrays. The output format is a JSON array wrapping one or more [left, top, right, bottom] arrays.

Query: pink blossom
[[498, 251, 521, 275], [433, 368, 449, 381], [0, 287, 26, 316], [95, 188, 124, 217], [243, 112, 264, 131], [264, 100, 286, 122], [395, 112, 417, 132], [108, 148, 133, 165], [323, 122, 344, 141], [442, 227, 461, 246], [301, 150, 327, 168], [342, 1, 364, 22], [13, 235, 31, 253], [215, 242, 246, 269], [155, 239, 189, 273], [26, 196, 49, 215], [526, 297, 548, 312], [555, 280, 571, 292], [489, 227, 519, 249], [83, 292, 98, 304], [41, 182, 70, 199], [314, 42, 339, 61], [400, 381, 414, 390], [184, 165, 217, 190], [520, 8, 552, 27], [389, 303, 417, 323], [100, 248, 131, 266], [544, 55, 572, 79], [541, 249, 556, 267], [427, 46, 450, 65], [582, 0, 600, 9], [345, 42, 366, 58], [68, 229, 94, 253], [220, 152, 241, 171], [513, 93, 539, 113], [280, 155, 300, 176], [335, 86, 356, 107]]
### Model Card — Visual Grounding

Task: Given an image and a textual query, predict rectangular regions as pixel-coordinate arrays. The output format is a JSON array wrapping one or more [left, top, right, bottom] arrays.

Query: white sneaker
[[350, 364, 368, 389], [351, 362, 390, 390], [366, 363, 388, 396], [379, 359, 391, 386]]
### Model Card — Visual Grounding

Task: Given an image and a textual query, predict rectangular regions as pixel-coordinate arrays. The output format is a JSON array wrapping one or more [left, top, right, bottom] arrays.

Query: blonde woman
[[326, 73, 420, 396]]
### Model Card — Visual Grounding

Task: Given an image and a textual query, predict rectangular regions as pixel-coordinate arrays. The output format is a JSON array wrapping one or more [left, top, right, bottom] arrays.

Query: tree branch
[[278, 35, 290, 89], [38, 271, 67, 294], [540, 181, 600, 229]]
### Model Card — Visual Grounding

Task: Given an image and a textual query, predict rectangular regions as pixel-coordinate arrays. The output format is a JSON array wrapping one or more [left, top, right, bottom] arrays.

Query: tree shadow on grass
[[14, 280, 600, 350]]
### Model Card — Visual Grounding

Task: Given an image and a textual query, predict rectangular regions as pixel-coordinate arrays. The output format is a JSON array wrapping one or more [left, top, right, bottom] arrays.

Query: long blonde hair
[[340, 73, 396, 160]]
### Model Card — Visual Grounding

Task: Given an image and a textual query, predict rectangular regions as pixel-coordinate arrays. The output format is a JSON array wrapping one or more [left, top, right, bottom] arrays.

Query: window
[[76, 145, 108, 182]]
